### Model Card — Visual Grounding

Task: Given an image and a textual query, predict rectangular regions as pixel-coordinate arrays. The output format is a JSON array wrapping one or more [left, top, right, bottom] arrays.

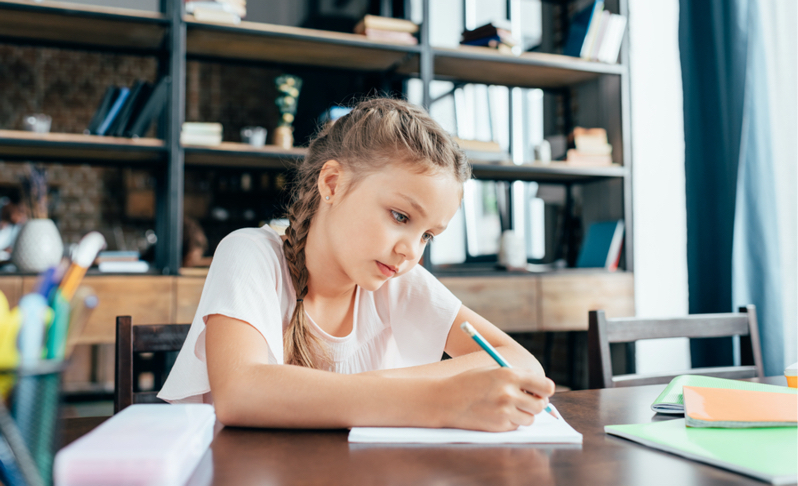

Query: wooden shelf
[[471, 162, 627, 182], [0, 0, 167, 52], [185, 19, 420, 71], [184, 142, 306, 169], [0, 130, 166, 164], [426, 46, 625, 88]]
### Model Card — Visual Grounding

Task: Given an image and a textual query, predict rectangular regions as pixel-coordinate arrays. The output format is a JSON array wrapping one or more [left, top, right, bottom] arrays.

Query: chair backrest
[[587, 305, 764, 389], [114, 316, 191, 413]]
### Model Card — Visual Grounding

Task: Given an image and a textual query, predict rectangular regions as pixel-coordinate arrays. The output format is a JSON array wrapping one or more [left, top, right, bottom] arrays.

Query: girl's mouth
[[376, 261, 397, 277]]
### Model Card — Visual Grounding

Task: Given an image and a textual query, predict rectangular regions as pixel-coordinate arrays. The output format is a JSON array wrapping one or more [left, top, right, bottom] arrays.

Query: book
[[98, 261, 150, 273], [563, 1, 603, 58], [598, 14, 627, 64], [651, 375, 798, 414], [587, 10, 611, 61], [126, 76, 170, 138], [354, 15, 418, 35], [579, 1, 605, 59], [605, 419, 797, 485], [349, 404, 581, 444], [359, 28, 417, 45], [95, 87, 129, 136], [95, 250, 141, 263], [461, 22, 518, 47], [107, 80, 150, 137], [565, 149, 613, 166], [86, 86, 119, 135], [54, 404, 215, 486], [683, 386, 798, 428], [191, 6, 240, 24], [576, 220, 624, 269], [185, 0, 246, 18]]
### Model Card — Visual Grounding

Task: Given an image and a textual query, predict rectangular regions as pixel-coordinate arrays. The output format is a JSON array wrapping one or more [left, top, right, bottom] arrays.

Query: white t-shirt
[[158, 225, 462, 404]]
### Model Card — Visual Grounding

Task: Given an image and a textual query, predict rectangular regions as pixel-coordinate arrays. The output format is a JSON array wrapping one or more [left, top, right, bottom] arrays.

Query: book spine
[[96, 87, 130, 136]]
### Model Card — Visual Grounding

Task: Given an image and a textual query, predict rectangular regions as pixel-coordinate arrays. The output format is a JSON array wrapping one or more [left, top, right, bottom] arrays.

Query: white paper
[[348, 404, 582, 444]]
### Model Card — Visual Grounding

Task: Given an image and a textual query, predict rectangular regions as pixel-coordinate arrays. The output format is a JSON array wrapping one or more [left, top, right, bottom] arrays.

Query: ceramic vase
[[11, 218, 64, 272]]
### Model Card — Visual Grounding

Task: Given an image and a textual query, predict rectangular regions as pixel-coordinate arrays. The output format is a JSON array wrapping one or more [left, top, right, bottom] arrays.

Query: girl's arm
[[367, 305, 546, 379], [205, 313, 554, 430]]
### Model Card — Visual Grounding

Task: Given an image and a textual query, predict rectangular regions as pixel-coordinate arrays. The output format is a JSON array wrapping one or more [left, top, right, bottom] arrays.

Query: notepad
[[606, 419, 798, 485], [348, 404, 582, 444], [651, 375, 796, 414], [54, 404, 215, 486], [683, 386, 798, 428]]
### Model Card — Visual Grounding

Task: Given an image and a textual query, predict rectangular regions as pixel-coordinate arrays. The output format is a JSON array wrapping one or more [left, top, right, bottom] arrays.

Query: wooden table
[[63, 376, 789, 486]]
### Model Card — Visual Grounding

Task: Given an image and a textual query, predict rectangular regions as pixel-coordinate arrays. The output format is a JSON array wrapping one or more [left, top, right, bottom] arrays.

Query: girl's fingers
[[514, 389, 548, 416], [517, 373, 556, 399]]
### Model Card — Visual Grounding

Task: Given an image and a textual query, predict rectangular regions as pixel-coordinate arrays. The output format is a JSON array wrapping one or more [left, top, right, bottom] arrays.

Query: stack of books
[[85, 77, 170, 138], [563, 0, 627, 63], [454, 138, 510, 164], [181, 122, 223, 146], [460, 21, 518, 53], [353, 15, 418, 45], [566, 127, 613, 166], [96, 251, 149, 273], [185, 0, 246, 24]]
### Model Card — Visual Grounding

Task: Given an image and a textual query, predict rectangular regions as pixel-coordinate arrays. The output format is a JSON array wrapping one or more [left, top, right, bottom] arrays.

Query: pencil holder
[[0, 360, 64, 486]]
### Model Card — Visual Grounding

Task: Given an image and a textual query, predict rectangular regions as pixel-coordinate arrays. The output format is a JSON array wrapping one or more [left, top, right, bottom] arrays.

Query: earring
[[325, 196, 330, 200]]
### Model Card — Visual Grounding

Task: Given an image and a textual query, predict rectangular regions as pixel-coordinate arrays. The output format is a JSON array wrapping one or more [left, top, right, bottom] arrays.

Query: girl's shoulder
[[214, 225, 285, 267]]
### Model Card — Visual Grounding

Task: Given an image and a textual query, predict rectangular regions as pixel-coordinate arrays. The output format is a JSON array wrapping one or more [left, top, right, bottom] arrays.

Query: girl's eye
[[422, 233, 435, 243], [391, 210, 408, 223]]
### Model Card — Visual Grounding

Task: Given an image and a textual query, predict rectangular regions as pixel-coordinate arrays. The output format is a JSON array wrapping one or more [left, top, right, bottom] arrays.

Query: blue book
[[577, 220, 624, 269], [96, 87, 130, 136], [563, 1, 602, 58]]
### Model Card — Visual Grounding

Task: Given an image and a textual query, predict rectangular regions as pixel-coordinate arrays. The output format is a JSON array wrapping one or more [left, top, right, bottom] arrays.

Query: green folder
[[651, 375, 796, 414], [606, 419, 797, 485]]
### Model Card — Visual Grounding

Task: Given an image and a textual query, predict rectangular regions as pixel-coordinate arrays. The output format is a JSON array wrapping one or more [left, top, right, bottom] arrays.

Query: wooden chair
[[114, 316, 191, 413], [588, 305, 764, 389]]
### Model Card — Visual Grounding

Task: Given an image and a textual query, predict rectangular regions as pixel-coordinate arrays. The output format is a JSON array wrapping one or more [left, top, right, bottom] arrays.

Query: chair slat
[[606, 315, 749, 343], [132, 324, 191, 352]]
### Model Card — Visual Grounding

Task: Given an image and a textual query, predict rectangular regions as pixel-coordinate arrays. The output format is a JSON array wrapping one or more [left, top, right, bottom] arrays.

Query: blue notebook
[[577, 220, 624, 269]]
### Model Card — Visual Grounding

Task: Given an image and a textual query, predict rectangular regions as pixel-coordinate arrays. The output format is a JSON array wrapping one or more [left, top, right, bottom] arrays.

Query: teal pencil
[[460, 321, 559, 420]]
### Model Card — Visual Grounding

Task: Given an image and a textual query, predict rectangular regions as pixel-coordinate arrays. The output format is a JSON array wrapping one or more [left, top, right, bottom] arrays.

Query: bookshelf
[[0, 0, 632, 276]]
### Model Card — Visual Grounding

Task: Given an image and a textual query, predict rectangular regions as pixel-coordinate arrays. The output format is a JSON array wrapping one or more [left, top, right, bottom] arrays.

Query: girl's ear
[[318, 160, 344, 202]]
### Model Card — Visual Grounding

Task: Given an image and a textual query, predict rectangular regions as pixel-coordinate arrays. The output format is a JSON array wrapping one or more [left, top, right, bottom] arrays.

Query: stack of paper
[[349, 404, 581, 444]]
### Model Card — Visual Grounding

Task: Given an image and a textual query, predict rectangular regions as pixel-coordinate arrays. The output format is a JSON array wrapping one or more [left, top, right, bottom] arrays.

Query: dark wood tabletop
[[63, 376, 789, 486]]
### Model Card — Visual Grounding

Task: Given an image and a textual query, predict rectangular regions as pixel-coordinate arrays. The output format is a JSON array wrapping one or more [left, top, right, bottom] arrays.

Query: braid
[[282, 185, 331, 370]]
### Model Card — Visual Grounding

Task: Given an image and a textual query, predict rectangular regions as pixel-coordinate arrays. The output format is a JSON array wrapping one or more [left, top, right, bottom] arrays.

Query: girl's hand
[[435, 367, 556, 432]]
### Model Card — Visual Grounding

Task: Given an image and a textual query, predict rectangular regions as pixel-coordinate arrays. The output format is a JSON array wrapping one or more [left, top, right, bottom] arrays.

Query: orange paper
[[683, 386, 798, 428]]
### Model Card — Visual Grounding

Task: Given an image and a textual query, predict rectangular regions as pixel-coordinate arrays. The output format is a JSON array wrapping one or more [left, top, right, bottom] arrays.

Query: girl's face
[[322, 163, 462, 291]]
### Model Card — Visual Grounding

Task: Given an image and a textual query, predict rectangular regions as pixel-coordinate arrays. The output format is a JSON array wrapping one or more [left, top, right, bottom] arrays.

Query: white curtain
[[757, 0, 797, 366]]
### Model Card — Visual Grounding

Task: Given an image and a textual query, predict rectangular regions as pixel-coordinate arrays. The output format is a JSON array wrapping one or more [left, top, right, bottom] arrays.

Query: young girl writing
[[158, 98, 555, 432]]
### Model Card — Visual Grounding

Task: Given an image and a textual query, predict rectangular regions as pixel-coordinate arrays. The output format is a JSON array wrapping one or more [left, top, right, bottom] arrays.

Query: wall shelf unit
[[0, 0, 168, 53], [0, 130, 166, 165], [427, 46, 625, 88], [185, 19, 420, 71], [0, 0, 633, 293]]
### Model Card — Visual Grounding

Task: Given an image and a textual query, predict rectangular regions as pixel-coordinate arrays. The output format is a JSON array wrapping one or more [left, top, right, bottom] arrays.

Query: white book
[[349, 404, 582, 444], [589, 11, 612, 61], [55, 404, 216, 486], [98, 260, 150, 273], [580, 1, 605, 59], [604, 220, 625, 270], [599, 14, 626, 64]]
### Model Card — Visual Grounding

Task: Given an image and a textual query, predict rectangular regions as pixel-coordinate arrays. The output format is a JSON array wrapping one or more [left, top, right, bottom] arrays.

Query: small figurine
[[274, 74, 303, 149]]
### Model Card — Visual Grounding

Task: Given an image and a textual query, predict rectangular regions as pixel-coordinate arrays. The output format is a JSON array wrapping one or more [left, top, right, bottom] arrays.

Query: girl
[[158, 98, 555, 432]]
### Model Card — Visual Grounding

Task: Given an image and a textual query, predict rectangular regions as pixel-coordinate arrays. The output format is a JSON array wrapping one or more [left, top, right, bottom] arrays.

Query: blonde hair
[[282, 97, 471, 369]]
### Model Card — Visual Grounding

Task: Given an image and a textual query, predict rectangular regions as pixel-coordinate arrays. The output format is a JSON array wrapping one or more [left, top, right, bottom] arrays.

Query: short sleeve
[[196, 230, 286, 365], [382, 265, 462, 367]]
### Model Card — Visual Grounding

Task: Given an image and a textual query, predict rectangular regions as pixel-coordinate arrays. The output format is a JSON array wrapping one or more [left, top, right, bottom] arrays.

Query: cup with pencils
[[0, 231, 105, 486]]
